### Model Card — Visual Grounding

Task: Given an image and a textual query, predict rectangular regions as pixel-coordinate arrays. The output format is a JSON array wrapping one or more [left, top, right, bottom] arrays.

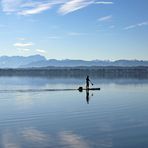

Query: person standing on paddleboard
[[86, 76, 93, 89]]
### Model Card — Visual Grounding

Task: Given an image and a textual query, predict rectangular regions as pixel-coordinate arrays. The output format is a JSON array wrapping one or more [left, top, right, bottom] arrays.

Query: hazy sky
[[0, 0, 148, 60]]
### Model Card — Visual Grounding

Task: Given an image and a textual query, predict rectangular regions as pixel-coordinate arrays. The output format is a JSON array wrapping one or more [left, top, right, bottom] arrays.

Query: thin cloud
[[58, 0, 114, 15], [1, 0, 22, 13], [58, 0, 94, 15], [95, 1, 114, 5], [124, 21, 148, 30], [14, 42, 33, 47], [124, 25, 136, 30], [98, 15, 112, 22], [1, 0, 114, 15], [18, 48, 30, 52], [36, 49, 46, 53], [18, 3, 53, 15], [1, 0, 64, 15], [138, 21, 148, 26]]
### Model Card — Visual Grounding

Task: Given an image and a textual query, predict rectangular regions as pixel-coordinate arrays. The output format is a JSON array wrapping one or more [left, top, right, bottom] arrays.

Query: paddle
[[90, 80, 94, 86]]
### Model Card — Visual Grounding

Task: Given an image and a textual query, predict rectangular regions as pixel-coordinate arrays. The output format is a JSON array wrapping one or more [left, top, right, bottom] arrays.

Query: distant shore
[[0, 66, 148, 78]]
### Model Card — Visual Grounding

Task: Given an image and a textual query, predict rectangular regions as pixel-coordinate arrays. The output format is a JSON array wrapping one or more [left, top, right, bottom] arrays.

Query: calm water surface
[[0, 77, 148, 148]]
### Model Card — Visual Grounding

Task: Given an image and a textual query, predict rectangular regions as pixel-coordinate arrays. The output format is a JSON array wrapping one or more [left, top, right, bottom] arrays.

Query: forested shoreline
[[0, 66, 148, 78]]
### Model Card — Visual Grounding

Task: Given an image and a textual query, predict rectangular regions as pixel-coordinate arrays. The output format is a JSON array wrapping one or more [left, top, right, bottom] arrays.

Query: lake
[[0, 77, 148, 148]]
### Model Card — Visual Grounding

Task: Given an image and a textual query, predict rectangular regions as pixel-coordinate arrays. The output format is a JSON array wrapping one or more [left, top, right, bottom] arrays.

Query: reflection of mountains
[[0, 66, 148, 78]]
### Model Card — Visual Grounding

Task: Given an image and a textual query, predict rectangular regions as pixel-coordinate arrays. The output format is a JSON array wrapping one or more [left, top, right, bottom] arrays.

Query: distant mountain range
[[0, 55, 148, 68], [0, 55, 46, 68]]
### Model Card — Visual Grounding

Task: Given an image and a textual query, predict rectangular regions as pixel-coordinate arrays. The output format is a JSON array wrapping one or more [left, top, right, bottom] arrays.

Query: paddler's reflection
[[86, 90, 89, 104], [86, 90, 93, 104], [78, 89, 93, 104]]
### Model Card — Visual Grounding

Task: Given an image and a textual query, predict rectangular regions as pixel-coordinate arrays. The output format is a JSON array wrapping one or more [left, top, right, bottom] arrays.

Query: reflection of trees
[[0, 66, 148, 78]]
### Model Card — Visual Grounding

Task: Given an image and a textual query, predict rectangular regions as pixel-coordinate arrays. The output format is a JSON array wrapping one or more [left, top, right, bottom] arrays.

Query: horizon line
[[0, 54, 147, 61]]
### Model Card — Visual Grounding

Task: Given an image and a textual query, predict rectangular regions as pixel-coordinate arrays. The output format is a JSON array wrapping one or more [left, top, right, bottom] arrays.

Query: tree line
[[0, 66, 148, 78]]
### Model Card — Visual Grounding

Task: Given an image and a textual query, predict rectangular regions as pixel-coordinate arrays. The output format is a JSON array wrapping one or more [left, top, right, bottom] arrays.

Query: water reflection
[[79, 89, 94, 104], [22, 128, 50, 145], [86, 90, 90, 104], [2, 130, 20, 148], [1, 128, 90, 148], [0, 77, 148, 148], [86, 90, 94, 104], [59, 131, 89, 148]]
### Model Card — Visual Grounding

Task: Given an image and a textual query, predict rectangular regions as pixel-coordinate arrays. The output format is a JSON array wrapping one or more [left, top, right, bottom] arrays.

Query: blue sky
[[0, 0, 148, 60]]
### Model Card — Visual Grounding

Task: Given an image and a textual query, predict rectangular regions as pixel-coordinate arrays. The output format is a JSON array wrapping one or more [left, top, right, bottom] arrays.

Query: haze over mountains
[[0, 55, 148, 68]]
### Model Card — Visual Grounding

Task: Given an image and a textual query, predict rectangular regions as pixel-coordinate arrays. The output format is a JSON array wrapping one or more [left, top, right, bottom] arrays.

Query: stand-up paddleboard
[[83, 88, 100, 90], [78, 87, 100, 92], [0, 87, 100, 93]]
